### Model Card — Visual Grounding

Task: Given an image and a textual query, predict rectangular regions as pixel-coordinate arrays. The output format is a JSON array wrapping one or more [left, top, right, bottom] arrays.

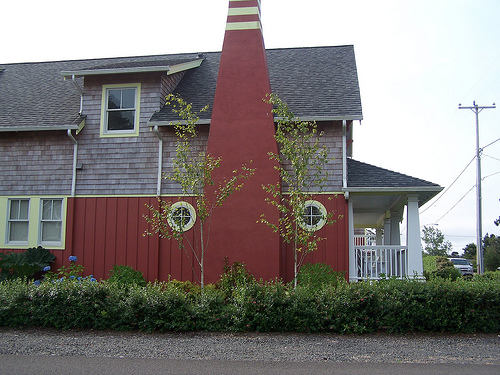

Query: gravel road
[[1, 328, 499, 364]]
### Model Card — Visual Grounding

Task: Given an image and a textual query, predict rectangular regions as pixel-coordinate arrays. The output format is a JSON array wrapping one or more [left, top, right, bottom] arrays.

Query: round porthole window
[[300, 200, 327, 231], [168, 201, 196, 231]]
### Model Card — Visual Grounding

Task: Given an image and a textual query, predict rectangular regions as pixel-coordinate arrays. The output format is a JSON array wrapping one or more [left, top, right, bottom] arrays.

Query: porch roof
[[345, 159, 443, 228]]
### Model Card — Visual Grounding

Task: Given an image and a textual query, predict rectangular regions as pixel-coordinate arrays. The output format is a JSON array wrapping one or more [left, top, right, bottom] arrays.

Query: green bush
[[423, 256, 462, 281], [1, 275, 499, 333], [0, 247, 56, 281], [107, 265, 147, 287], [296, 263, 346, 290]]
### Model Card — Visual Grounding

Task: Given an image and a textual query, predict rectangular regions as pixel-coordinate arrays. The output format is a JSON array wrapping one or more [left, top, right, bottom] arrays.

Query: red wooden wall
[[1, 195, 349, 284]]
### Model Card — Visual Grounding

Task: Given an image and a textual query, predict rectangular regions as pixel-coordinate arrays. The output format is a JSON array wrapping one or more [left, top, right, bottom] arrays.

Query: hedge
[[1, 275, 499, 334]]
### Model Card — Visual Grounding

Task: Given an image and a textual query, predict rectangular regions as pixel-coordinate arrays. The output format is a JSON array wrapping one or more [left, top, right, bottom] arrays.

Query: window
[[101, 83, 141, 137], [40, 199, 63, 244], [1, 197, 67, 249], [300, 200, 327, 231], [7, 199, 29, 244], [168, 201, 196, 232]]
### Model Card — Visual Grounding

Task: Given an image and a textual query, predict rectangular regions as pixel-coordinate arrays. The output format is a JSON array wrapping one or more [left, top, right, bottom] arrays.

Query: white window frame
[[1, 197, 67, 250], [299, 200, 328, 232], [100, 83, 141, 137], [168, 201, 197, 232], [6, 198, 30, 245], [39, 198, 64, 246]]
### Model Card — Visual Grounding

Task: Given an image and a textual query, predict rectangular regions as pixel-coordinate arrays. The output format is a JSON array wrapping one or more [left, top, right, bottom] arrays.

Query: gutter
[[152, 126, 163, 196], [67, 129, 78, 197]]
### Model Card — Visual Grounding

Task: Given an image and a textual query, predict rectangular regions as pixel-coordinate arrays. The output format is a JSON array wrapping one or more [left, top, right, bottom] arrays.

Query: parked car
[[448, 258, 474, 276]]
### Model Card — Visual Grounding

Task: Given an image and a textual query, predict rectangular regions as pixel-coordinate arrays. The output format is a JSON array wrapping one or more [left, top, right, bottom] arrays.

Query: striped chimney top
[[226, 0, 262, 31]]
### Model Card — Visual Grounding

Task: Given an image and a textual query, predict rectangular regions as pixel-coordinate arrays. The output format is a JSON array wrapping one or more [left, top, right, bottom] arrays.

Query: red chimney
[[204, 0, 281, 282]]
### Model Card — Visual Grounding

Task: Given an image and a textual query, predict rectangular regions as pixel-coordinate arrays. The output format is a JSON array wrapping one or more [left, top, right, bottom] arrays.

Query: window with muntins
[[7, 199, 29, 244], [101, 83, 141, 137], [300, 200, 327, 231], [40, 199, 63, 244], [168, 202, 196, 232]]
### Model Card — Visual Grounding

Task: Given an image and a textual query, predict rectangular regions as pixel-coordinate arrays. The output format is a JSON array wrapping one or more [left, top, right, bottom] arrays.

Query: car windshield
[[451, 259, 468, 265]]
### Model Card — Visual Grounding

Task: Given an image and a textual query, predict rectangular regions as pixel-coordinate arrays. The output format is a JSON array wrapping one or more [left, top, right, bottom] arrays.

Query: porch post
[[406, 195, 424, 278], [390, 211, 401, 245], [383, 211, 391, 245], [376, 229, 383, 245], [348, 199, 357, 282]]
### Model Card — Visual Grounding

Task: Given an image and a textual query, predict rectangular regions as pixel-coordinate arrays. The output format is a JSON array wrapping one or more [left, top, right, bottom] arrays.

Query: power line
[[420, 155, 475, 215], [434, 184, 475, 224], [483, 137, 500, 149]]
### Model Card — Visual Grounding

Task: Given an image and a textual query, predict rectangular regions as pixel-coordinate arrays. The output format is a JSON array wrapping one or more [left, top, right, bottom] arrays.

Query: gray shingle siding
[[0, 132, 73, 195], [0, 46, 363, 197]]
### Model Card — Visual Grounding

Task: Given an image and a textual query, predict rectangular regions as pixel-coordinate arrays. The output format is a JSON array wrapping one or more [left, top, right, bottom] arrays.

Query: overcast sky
[[2, 0, 499, 253]]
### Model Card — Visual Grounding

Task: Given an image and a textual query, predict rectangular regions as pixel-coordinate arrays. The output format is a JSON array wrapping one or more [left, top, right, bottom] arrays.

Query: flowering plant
[[44, 255, 84, 281]]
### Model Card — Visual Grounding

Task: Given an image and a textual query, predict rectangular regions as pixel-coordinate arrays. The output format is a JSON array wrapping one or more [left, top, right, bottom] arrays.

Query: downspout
[[70, 75, 84, 114], [342, 120, 348, 199], [153, 125, 163, 196], [67, 129, 77, 197]]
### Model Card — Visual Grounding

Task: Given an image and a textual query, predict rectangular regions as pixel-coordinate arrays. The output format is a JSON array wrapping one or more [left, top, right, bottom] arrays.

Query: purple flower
[[69, 275, 75, 280], [34, 280, 41, 286], [69, 255, 78, 262], [90, 277, 97, 282], [43, 266, 51, 272]]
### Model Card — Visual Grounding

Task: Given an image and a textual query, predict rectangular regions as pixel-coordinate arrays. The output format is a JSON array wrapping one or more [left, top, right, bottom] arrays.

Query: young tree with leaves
[[421, 225, 453, 257], [144, 94, 254, 289], [259, 94, 341, 287]]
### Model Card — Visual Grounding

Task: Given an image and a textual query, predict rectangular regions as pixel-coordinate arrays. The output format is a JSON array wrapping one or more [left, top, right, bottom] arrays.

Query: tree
[[144, 94, 254, 288], [421, 225, 452, 257], [483, 233, 500, 271], [462, 243, 477, 260], [259, 94, 341, 287]]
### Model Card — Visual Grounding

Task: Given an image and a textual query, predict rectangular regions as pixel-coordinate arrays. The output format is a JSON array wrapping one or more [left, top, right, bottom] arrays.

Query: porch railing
[[354, 245, 408, 280]]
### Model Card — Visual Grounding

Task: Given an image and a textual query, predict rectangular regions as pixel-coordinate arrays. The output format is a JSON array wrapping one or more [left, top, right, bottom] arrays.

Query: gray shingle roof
[[347, 158, 441, 189], [0, 46, 362, 130], [151, 45, 363, 123]]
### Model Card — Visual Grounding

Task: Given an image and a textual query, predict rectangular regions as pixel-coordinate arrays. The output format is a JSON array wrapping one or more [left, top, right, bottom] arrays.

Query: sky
[[2, 0, 499, 253]]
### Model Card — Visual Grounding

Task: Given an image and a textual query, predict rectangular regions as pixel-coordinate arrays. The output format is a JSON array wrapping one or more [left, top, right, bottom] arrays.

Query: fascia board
[[167, 59, 204, 75], [274, 115, 363, 122], [344, 186, 443, 194], [61, 58, 204, 79], [62, 65, 171, 78], [0, 125, 80, 132], [148, 118, 211, 127]]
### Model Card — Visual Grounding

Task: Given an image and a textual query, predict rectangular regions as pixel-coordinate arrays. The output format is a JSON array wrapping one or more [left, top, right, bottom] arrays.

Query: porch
[[344, 159, 443, 282]]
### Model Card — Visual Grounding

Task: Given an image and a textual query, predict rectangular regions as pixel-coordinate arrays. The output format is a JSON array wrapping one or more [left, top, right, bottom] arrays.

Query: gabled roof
[[150, 45, 363, 124], [0, 45, 363, 131]]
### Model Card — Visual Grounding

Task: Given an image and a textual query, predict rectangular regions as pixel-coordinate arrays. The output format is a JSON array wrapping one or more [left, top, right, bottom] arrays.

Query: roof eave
[[275, 115, 363, 122], [61, 58, 204, 79], [148, 118, 211, 127], [344, 186, 443, 194], [0, 125, 80, 132]]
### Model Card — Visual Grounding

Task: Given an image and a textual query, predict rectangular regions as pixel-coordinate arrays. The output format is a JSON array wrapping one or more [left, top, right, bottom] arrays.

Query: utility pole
[[458, 101, 496, 274]]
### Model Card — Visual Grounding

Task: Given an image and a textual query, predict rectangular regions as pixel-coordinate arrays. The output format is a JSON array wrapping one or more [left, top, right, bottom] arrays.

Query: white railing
[[354, 246, 408, 280]]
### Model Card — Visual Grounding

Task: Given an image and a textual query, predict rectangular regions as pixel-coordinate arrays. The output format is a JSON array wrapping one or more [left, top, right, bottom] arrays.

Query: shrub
[[0, 247, 55, 281], [1, 274, 499, 333], [107, 265, 147, 287], [217, 260, 255, 300], [423, 256, 462, 281], [296, 263, 346, 290]]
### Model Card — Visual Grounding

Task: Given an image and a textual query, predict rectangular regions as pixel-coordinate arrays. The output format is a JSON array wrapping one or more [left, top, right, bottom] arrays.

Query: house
[[0, 0, 442, 283]]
